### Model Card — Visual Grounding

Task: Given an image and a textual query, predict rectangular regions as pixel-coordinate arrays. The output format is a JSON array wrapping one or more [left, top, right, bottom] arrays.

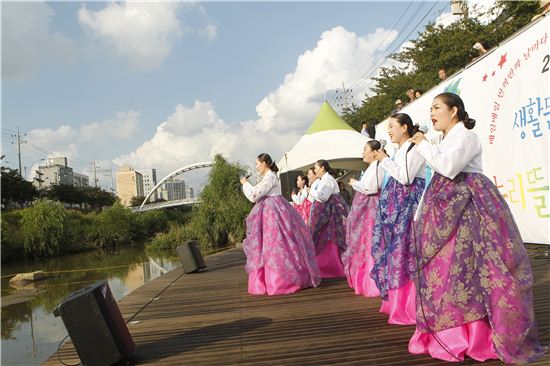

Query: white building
[[139, 168, 158, 201]]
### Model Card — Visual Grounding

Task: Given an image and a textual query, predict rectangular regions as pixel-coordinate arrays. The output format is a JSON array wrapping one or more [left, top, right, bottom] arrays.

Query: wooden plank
[[44, 245, 550, 366]]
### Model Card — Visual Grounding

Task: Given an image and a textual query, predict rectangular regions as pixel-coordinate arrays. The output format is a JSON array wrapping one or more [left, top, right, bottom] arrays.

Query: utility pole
[[89, 159, 99, 187], [335, 82, 353, 114], [10, 127, 26, 177]]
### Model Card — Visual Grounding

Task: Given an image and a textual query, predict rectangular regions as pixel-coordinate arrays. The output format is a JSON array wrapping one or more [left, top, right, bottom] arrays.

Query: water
[[1, 245, 181, 365]]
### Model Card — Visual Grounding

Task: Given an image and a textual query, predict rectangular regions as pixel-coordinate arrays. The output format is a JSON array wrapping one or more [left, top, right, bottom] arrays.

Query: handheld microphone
[[407, 125, 428, 152], [379, 139, 387, 150]]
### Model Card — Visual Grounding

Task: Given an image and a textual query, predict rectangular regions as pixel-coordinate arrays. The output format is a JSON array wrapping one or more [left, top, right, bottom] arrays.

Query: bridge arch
[[140, 161, 213, 210]]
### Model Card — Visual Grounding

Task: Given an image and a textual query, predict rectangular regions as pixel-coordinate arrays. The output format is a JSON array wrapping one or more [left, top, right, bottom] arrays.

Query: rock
[[8, 271, 49, 286]]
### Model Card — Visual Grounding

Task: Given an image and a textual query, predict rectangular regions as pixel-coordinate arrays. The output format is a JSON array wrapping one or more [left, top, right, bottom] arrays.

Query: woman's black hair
[[434, 92, 476, 129], [366, 139, 381, 151], [257, 153, 279, 172], [315, 159, 332, 175], [296, 173, 309, 188], [389, 113, 419, 137]]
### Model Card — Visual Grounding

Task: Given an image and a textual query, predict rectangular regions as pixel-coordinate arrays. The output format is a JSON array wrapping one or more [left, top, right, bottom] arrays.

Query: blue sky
[[2, 1, 468, 187]]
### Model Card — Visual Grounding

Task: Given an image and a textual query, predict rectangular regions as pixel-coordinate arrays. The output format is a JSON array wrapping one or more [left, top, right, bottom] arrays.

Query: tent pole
[[284, 153, 291, 199]]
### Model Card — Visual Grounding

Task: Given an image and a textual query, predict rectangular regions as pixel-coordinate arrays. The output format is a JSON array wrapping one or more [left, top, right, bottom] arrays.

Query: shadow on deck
[[44, 245, 550, 366]]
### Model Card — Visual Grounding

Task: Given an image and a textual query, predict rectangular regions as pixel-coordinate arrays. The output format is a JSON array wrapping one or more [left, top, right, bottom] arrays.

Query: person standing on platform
[[371, 113, 426, 325], [308, 159, 348, 278], [241, 153, 321, 295], [291, 173, 312, 224], [407, 93, 543, 364], [342, 140, 385, 297]]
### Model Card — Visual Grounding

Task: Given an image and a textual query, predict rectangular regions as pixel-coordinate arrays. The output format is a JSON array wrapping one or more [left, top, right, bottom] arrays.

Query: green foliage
[[1, 167, 38, 207], [20, 200, 66, 257], [147, 155, 252, 251], [91, 202, 134, 248], [1, 210, 25, 262], [344, 1, 541, 125], [40, 185, 116, 210], [131, 210, 169, 241], [147, 224, 193, 251], [129, 195, 146, 207]]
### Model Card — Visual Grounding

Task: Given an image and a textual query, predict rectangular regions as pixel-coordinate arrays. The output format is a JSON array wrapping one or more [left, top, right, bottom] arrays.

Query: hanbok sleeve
[[242, 174, 276, 203], [380, 147, 425, 185], [416, 135, 481, 180], [308, 177, 334, 203]]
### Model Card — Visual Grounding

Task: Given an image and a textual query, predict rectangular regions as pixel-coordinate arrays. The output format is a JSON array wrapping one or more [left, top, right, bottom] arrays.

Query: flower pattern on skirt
[[413, 172, 543, 364], [309, 194, 349, 255], [243, 195, 321, 290], [341, 191, 380, 295], [371, 177, 425, 300]]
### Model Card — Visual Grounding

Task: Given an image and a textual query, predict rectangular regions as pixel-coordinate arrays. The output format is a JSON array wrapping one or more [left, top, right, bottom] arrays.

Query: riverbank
[[44, 244, 550, 366], [1, 201, 192, 263], [1, 244, 182, 365]]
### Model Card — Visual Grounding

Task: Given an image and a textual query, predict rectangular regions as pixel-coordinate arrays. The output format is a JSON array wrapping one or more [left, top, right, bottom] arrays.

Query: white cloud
[[78, 2, 184, 69], [80, 111, 140, 142], [113, 26, 398, 176], [2, 2, 77, 80], [23, 111, 141, 180], [198, 23, 217, 41]]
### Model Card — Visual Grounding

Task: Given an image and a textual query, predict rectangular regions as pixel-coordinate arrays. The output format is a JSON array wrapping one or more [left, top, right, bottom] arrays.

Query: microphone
[[407, 125, 428, 152], [379, 139, 387, 150]]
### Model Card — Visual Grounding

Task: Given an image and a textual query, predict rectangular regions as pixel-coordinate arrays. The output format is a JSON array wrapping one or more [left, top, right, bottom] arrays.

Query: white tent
[[277, 101, 370, 173]]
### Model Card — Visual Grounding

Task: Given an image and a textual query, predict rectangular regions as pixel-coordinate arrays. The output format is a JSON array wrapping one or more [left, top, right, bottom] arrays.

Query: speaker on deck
[[53, 280, 134, 366], [177, 241, 206, 274]]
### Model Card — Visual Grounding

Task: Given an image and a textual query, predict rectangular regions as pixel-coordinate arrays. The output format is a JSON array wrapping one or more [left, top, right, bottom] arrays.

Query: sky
[[1, 0, 491, 189]]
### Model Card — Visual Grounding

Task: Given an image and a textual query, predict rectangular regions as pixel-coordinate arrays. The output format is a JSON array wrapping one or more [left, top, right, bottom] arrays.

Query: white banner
[[377, 16, 550, 244]]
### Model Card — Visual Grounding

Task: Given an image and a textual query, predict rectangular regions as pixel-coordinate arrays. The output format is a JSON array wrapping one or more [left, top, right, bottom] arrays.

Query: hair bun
[[464, 118, 476, 130]]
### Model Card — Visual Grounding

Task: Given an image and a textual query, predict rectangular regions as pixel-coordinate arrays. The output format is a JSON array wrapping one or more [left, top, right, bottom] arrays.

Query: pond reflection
[[1, 245, 180, 365]]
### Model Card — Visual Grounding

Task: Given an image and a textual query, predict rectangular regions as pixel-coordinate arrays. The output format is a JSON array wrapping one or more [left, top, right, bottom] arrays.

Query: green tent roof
[[305, 101, 356, 135]]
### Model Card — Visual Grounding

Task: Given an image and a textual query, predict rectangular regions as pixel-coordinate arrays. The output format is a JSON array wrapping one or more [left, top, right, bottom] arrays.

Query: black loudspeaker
[[53, 280, 134, 366], [177, 241, 206, 274]]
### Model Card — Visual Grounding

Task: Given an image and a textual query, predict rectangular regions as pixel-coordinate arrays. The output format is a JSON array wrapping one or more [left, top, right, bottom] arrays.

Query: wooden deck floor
[[45, 245, 550, 366]]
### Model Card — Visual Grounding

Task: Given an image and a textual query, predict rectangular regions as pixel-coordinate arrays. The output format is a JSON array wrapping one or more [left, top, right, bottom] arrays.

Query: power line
[[344, 1, 415, 88], [351, 1, 446, 100], [347, 0, 430, 94]]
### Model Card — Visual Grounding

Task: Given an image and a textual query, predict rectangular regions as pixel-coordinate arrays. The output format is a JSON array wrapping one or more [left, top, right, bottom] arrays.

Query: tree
[[20, 200, 66, 257], [129, 196, 146, 207], [1, 167, 38, 207], [148, 154, 253, 250], [343, 1, 541, 126]]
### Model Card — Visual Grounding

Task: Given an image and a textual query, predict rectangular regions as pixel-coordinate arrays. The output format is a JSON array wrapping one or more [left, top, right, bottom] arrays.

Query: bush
[[91, 202, 134, 248], [63, 209, 97, 251], [147, 224, 195, 251], [131, 210, 169, 241], [1, 210, 25, 262], [147, 154, 252, 252], [20, 200, 66, 257]]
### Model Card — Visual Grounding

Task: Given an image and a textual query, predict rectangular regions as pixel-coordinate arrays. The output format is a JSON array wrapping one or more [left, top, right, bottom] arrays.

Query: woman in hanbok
[[371, 113, 426, 325], [342, 140, 385, 297], [241, 153, 321, 295], [308, 160, 348, 278], [407, 92, 543, 363], [291, 173, 312, 224]]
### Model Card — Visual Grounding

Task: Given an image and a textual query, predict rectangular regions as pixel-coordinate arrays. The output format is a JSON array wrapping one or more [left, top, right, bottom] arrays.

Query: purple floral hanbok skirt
[[243, 195, 321, 295], [408, 172, 543, 364], [309, 194, 348, 278], [341, 192, 380, 297]]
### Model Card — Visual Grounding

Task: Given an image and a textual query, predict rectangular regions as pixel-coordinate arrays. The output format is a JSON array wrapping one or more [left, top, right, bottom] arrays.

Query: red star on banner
[[492, 70, 496, 77], [498, 53, 507, 68], [482, 74, 488, 82]]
